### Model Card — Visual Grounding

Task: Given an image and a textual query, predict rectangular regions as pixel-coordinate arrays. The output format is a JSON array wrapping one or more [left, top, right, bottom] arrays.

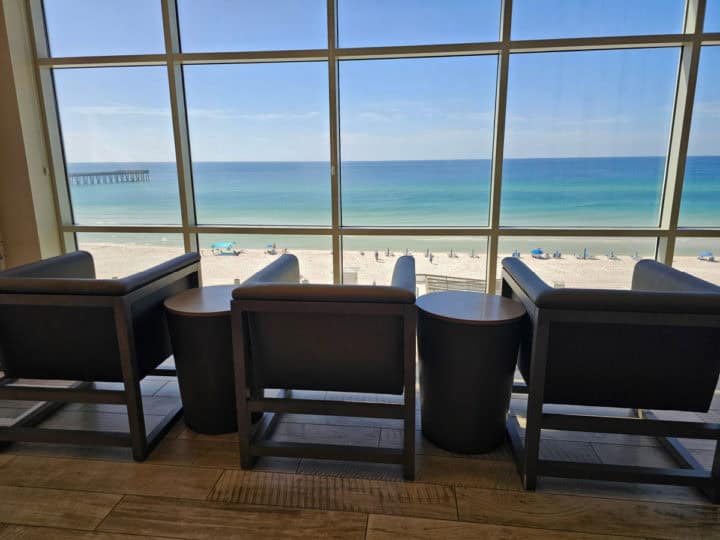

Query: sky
[[45, 0, 720, 162]]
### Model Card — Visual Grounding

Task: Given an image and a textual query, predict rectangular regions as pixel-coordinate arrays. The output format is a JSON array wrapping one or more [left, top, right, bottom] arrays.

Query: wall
[[0, 0, 60, 268]]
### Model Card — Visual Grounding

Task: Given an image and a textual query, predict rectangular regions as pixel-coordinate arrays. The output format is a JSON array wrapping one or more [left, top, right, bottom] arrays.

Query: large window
[[54, 67, 181, 226], [184, 62, 331, 226], [680, 46, 720, 227], [34, 1, 720, 292], [339, 56, 496, 226], [502, 48, 678, 227]]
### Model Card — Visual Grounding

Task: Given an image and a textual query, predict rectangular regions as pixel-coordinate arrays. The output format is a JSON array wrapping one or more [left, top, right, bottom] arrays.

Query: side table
[[417, 290, 526, 453], [165, 285, 238, 434]]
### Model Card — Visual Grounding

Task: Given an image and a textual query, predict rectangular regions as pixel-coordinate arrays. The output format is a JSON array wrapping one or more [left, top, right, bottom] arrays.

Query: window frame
[[26, 0, 720, 292]]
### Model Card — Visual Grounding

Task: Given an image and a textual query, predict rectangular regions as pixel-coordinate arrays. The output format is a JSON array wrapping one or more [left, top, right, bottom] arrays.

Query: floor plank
[[0, 524, 176, 540], [366, 514, 635, 540], [0, 484, 120, 530], [456, 486, 720, 539], [98, 494, 367, 539], [415, 455, 522, 490], [0, 455, 222, 500], [209, 469, 458, 520]]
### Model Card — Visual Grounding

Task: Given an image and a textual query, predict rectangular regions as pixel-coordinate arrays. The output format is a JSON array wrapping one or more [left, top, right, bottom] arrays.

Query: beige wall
[[0, 0, 60, 269]]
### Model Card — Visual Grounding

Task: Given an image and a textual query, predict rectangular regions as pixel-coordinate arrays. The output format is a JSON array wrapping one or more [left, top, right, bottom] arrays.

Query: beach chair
[[501, 258, 720, 502], [231, 254, 417, 479], [0, 251, 200, 460]]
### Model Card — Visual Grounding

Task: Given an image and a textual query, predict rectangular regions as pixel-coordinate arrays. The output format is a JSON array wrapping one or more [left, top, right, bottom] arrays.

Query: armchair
[[0, 250, 200, 460], [501, 258, 720, 502], [231, 254, 417, 479]]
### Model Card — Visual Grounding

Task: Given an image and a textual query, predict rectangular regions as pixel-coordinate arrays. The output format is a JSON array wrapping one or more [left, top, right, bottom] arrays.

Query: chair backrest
[[233, 255, 415, 395], [0, 252, 199, 382], [505, 259, 720, 412]]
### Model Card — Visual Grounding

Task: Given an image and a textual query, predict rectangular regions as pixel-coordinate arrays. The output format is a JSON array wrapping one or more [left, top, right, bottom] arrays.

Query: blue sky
[[46, 1, 720, 162]]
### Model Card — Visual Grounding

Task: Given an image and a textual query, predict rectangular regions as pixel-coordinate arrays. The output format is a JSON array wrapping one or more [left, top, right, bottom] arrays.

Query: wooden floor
[[0, 374, 718, 539]]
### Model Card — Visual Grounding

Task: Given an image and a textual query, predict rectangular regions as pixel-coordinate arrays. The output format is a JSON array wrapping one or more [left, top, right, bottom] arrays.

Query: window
[[342, 236, 487, 292], [673, 238, 720, 284], [502, 48, 678, 227], [680, 47, 720, 227], [497, 237, 657, 289], [199, 235, 332, 285], [339, 56, 496, 226], [43, 0, 165, 57], [184, 62, 330, 226], [34, 2, 720, 291], [177, 0, 327, 52], [76, 233, 184, 279], [706, 0, 720, 31], [511, 0, 684, 40], [337, 0, 501, 47], [54, 67, 181, 225]]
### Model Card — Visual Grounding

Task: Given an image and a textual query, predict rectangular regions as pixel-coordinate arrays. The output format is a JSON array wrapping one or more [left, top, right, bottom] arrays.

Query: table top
[[164, 285, 235, 317], [416, 291, 526, 326]]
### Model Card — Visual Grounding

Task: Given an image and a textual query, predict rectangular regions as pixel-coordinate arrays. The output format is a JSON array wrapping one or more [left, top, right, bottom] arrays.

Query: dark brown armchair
[[501, 257, 720, 502], [0, 250, 200, 460], [231, 254, 417, 479]]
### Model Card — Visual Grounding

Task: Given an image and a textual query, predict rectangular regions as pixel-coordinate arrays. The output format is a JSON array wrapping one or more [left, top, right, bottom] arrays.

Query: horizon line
[[67, 155, 720, 164]]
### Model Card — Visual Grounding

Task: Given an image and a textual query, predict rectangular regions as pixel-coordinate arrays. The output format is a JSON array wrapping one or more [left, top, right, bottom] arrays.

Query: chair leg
[[522, 396, 543, 491], [125, 378, 148, 462], [403, 406, 415, 481], [237, 387, 254, 470]]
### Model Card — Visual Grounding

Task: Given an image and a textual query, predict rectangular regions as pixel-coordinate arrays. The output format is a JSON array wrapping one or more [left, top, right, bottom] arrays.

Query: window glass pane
[[339, 57, 496, 226], [706, 0, 720, 32], [177, 0, 327, 52], [502, 49, 678, 227], [43, 0, 165, 57], [511, 0, 684, 40], [54, 67, 181, 225], [338, 0, 501, 47], [76, 233, 184, 279], [184, 63, 330, 226], [342, 236, 487, 292], [673, 238, 720, 285], [199, 235, 332, 285], [680, 47, 720, 227], [497, 237, 656, 289]]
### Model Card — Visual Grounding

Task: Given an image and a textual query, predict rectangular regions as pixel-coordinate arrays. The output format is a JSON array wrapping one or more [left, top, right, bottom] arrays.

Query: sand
[[80, 242, 720, 291]]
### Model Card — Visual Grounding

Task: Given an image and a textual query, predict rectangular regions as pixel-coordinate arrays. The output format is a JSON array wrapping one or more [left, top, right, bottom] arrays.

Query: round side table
[[165, 285, 237, 434], [417, 291, 526, 453]]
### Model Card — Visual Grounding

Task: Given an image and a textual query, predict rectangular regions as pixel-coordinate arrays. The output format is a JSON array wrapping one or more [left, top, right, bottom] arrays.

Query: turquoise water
[[68, 157, 720, 252]]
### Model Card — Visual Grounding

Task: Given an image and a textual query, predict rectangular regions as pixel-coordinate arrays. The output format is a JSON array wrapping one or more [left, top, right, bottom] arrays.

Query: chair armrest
[[119, 253, 201, 293], [0, 251, 95, 279], [632, 259, 720, 293], [390, 255, 416, 294], [233, 283, 415, 304], [502, 257, 720, 314], [501, 257, 552, 305], [244, 254, 300, 284]]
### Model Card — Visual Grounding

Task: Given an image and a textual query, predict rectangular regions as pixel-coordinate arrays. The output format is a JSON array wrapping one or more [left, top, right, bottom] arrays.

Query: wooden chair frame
[[502, 271, 720, 503], [0, 263, 200, 460], [232, 299, 417, 480]]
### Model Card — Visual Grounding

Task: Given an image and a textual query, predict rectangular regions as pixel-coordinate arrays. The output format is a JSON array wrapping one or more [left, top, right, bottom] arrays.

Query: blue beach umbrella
[[700, 251, 714, 258], [531, 248, 544, 256], [211, 242, 234, 249]]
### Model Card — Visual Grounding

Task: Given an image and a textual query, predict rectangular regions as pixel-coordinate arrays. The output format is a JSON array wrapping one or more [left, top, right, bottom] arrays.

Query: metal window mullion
[[486, 0, 513, 294], [162, 0, 197, 253], [657, 0, 706, 265], [328, 0, 342, 284]]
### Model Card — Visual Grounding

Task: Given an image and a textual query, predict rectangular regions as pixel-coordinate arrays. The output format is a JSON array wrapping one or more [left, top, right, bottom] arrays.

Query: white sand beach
[[79, 242, 720, 291]]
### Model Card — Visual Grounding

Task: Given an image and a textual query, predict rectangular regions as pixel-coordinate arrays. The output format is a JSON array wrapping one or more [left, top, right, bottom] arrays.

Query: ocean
[[67, 157, 719, 255]]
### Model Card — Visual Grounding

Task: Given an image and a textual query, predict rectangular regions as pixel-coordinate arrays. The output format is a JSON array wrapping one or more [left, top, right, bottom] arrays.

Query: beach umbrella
[[700, 251, 714, 257], [211, 242, 234, 249], [531, 248, 544, 256]]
